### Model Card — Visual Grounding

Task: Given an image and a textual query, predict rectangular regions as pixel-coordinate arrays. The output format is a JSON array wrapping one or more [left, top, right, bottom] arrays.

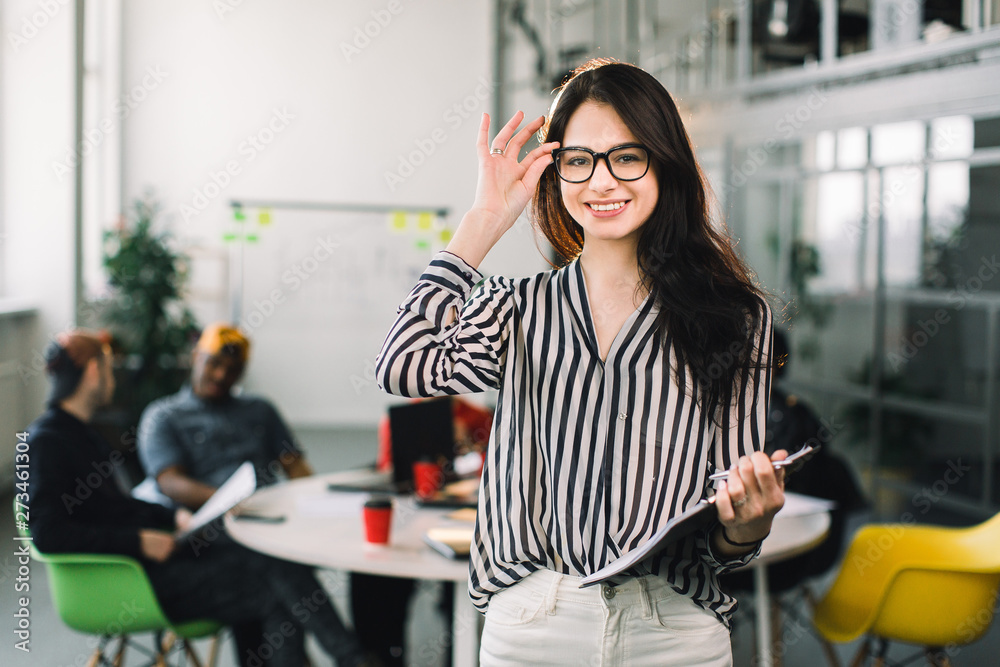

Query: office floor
[[3, 426, 999, 666]]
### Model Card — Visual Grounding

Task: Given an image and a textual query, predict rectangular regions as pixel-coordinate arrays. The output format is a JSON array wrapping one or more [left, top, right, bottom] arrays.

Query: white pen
[[708, 444, 818, 481]]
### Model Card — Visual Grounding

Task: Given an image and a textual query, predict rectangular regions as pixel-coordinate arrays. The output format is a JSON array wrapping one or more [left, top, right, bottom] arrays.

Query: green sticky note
[[246, 234, 259, 243], [233, 208, 246, 222], [415, 239, 430, 251], [258, 209, 272, 225], [390, 211, 407, 232], [222, 232, 238, 242], [417, 212, 433, 230]]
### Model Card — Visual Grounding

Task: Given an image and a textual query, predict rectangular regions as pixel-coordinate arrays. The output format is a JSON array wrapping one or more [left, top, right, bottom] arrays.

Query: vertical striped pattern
[[376, 251, 772, 625]]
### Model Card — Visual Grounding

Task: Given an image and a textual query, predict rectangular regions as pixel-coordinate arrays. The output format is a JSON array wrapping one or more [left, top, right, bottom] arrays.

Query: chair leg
[[155, 629, 178, 667], [771, 598, 784, 667], [925, 647, 952, 667], [86, 635, 111, 667], [820, 637, 843, 667], [871, 638, 889, 667], [849, 637, 871, 667], [183, 640, 205, 667], [112, 635, 127, 667], [205, 633, 220, 667], [800, 587, 842, 667]]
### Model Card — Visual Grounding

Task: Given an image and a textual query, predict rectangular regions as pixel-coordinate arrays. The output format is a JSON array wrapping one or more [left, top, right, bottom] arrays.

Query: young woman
[[376, 59, 785, 666]]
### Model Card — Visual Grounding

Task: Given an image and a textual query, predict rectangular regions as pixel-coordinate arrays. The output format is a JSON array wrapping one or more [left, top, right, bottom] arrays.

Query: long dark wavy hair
[[532, 59, 767, 414]]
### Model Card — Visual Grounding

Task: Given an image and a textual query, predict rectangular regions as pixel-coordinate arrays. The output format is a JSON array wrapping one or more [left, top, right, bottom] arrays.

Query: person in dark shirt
[[27, 330, 372, 667], [136, 324, 319, 662]]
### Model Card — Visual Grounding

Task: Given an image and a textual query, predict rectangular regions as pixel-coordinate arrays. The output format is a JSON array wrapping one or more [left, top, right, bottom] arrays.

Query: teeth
[[590, 202, 625, 211]]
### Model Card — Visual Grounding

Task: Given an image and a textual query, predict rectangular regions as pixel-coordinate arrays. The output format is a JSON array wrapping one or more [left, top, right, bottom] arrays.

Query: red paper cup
[[362, 497, 393, 544], [412, 461, 443, 499]]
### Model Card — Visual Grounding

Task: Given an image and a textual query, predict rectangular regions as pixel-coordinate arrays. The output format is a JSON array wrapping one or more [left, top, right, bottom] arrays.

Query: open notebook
[[176, 461, 256, 540], [580, 444, 821, 587]]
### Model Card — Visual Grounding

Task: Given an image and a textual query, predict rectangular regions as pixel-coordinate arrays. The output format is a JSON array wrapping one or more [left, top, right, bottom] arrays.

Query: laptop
[[327, 398, 457, 496]]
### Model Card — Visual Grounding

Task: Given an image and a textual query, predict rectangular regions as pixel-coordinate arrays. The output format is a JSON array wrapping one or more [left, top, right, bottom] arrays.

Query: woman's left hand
[[713, 450, 787, 553]]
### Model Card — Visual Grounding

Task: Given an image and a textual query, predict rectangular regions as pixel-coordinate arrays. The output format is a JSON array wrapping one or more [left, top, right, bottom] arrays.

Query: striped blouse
[[376, 251, 772, 624]]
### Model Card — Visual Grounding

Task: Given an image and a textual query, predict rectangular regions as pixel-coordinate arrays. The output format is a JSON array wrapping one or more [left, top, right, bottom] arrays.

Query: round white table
[[227, 473, 829, 667], [224, 470, 479, 667]]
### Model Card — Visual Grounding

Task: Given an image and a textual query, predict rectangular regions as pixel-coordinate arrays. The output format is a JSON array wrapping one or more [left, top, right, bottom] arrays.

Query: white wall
[[119, 1, 548, 425], [1, 0, 79, 438]]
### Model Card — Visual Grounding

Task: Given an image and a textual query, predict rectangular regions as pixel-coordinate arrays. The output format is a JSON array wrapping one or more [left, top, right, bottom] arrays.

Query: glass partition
[[734, 113, 1000, 519]]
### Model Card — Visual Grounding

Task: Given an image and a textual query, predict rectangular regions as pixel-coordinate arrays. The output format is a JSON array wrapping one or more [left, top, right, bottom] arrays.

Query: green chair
[[16, 505, 223, 666]]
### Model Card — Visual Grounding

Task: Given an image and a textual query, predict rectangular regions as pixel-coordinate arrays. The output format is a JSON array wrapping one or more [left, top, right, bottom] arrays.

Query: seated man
[[138, 323, 338, 663], [139, 323, 311, 508], [28, 330, 370, 667]]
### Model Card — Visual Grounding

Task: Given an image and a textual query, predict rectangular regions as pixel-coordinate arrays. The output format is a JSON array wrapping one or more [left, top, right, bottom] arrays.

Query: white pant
[[480, 569, 732, 667]]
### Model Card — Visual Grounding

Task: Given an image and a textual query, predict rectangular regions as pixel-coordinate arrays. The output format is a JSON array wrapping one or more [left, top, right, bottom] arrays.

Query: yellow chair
[[812, 512, 1000, 667]]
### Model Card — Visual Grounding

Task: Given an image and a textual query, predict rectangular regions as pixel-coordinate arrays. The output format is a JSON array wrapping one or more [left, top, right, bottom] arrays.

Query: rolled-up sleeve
[[375, 251, 515, 397]]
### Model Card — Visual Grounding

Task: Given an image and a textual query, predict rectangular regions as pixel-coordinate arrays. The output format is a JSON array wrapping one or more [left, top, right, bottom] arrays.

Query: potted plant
[[83, 195, 199, 479]]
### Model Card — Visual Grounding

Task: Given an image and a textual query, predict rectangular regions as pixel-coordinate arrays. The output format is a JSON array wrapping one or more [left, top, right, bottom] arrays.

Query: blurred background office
[[2, 1, 999, 665]]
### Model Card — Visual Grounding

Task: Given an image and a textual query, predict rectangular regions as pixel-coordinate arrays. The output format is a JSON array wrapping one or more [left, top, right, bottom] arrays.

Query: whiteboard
[[230, 205, 452, 426]]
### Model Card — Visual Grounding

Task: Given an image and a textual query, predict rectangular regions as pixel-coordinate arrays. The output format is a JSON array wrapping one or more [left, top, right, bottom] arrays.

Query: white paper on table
[[778, 491, 836, 517], [296, 493, 368, 517], [177, 461, 257, 539]]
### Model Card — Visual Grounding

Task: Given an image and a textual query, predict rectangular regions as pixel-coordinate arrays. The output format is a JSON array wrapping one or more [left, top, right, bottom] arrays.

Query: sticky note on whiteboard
[[390, 211, 407, 233]]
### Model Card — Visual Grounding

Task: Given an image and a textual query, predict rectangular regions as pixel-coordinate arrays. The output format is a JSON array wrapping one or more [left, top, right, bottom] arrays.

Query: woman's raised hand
[[446, 111, 559, 269]]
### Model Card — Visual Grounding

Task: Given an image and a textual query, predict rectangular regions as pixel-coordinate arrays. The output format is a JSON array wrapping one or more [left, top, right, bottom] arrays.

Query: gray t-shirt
[[138, 386, 301, 492]]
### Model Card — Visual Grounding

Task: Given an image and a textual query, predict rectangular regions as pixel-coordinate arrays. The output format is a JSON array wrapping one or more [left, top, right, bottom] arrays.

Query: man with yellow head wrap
[[137, 323, 356, 665], [138, 323, 312, 509]]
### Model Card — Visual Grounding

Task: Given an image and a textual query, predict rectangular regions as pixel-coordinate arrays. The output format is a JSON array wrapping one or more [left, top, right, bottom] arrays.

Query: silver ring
[[490, 148, 505, 156], [732, 496, 747, 508]]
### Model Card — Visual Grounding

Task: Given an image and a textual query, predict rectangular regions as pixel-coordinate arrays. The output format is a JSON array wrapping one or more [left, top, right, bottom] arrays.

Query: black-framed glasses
[[551, 143, 651, 183]]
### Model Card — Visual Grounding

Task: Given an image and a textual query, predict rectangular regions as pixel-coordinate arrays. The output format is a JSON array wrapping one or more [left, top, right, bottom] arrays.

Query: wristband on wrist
[[720, 526, 769, 549]]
